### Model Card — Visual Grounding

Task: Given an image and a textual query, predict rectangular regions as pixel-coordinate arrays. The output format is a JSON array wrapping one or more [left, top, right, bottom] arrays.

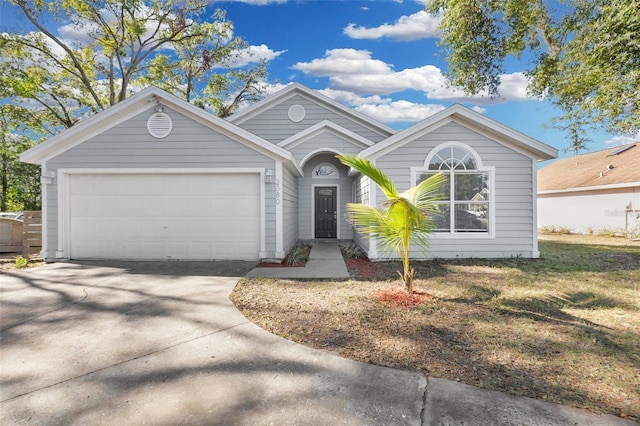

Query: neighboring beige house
[[21, 84, 557, 261], [538, 143, 640, 234]]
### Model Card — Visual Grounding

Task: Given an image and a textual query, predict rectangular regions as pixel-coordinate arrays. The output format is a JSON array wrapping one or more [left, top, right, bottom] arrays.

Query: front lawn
[[231, 234, 640, 421]]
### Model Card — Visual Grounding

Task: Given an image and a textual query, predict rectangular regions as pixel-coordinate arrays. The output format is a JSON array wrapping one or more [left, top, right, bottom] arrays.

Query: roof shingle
[[538, 143, 640, 191]]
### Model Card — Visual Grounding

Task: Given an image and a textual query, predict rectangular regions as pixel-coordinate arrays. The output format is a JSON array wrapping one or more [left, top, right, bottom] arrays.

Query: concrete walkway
[[246, 240, 350, 279]]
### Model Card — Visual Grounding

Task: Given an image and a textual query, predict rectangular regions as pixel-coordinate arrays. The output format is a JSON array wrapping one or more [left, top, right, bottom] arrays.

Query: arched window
[[312, 162, 339, 178], [412, 143, 493, 236]]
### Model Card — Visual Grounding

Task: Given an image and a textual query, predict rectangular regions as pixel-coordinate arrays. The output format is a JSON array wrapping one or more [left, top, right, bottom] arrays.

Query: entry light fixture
[[265, 168, 274, 183]]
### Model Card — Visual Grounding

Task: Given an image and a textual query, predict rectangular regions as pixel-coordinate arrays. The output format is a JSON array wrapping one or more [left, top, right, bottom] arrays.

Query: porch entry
[[314, 186, 337, 238]]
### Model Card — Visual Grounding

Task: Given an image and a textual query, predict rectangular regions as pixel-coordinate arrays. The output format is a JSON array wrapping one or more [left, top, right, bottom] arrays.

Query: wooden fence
[[22, 211, 42, 258], [0, 218, 23, 252], [0, 211, 42, 258]]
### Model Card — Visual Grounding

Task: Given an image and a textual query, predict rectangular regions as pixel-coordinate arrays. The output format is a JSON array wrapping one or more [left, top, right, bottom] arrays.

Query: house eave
[[360, 104, 558, 161], [538, 181, 640, 195], [20, 86, 297, 166], [228, 83, 396, 139]]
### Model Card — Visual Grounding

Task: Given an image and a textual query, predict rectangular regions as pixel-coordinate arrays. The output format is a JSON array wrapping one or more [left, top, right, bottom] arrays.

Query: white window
[[412, 143, 494, 236], [312, 162, 339, 178]]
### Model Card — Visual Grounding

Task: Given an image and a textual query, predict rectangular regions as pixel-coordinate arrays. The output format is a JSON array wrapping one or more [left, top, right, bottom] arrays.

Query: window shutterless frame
[[410, 142, 495, 238]]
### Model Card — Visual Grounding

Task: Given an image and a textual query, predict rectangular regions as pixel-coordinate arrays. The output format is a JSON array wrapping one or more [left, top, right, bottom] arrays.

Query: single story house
[[21, 84, 557, 261], [538, 143, 640, 234]]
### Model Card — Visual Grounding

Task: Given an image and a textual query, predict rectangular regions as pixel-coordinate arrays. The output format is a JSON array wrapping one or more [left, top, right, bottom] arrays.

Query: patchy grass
[[231, 234, 640, 421]]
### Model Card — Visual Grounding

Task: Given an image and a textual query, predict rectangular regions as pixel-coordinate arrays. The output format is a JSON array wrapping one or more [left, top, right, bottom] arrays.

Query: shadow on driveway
[[0, 261, 424, 425]]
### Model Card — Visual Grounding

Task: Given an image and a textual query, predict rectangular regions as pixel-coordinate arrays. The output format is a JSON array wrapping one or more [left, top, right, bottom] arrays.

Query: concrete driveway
[[0, 262, 424, 425]]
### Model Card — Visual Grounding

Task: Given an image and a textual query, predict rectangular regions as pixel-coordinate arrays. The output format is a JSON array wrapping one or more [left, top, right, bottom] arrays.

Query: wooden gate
[[22, 211, 42, 258]]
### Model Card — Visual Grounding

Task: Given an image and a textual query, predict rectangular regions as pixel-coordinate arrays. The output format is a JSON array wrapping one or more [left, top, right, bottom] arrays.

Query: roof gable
[[360, 104, 557, 161], [538, 143, 640, 192], [20, 86, 297, 168], [227, 83, 395, 140], [278, 120, 374, 150]]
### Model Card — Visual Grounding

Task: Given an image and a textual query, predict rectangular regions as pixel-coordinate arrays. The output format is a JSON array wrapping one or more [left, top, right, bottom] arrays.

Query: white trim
[[55, 168, 265, 260], [39, 165, 49, 259], [538, 181, 640, 195], [410, 143, 496, 239], [532, 158, 539, 256], [368, 160, 378, 258], [422, 141, 483, 169], [300, 148, 344, 169], [275, 161, 284, 254], [311, 184, 340, 239], [56, 170, 69, 258], [259, 169, 267, 258]]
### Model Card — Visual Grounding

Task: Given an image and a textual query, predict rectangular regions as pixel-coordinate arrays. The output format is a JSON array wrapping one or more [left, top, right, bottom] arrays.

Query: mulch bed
[[345, 257, 377, 279], [373, 287, 433, 308]]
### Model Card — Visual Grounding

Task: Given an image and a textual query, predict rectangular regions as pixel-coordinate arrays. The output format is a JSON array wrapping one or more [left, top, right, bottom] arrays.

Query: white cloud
[[292, 49, 391, 77], [317, 88, 446, 123], [318, 88, 390, 107], [496, 72, 533, 101], [604, 133, 640, 146], [226, 44, 286, 68], [354, 100, 446, 123], [292, 49, 534, 103], [344, 10, 441, 41]]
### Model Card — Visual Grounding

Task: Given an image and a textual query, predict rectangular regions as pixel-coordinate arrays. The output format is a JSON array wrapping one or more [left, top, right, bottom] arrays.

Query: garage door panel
[[68, 173, 261, 260]]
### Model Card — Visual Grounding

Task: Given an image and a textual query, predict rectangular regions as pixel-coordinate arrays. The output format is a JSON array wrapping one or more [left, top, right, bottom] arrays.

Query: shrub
[[15, 256, 29, 268], [539, 225, 573, 234], [286, 244, 310, 266], [340, 242, 366, 259]]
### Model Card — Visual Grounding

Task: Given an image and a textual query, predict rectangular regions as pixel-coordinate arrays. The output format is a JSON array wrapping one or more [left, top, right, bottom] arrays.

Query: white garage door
[[68, 173, 261, 260]]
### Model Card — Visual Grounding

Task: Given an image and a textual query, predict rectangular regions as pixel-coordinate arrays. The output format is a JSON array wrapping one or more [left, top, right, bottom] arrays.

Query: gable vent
[[288, 104, 306, 122], [147, 112, 173, 138]]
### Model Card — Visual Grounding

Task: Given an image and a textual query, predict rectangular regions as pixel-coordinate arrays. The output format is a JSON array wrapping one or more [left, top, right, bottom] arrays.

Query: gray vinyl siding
[[288, 131, 367, 165], [374, 121, 537, 258], [282, 165, 299, 254], [352, 175, 370, 252], [298, 153, 354, 240], [235, 94, 387, 144], [44, 106, 277, 258]]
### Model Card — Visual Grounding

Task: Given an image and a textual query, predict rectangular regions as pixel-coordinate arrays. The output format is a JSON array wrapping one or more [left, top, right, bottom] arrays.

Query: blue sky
[[2, 0, 636, 161], [218, 0, 637, 161]]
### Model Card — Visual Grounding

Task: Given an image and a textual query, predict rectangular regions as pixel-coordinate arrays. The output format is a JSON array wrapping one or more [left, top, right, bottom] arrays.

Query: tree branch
[[14, 0, 104, 110]]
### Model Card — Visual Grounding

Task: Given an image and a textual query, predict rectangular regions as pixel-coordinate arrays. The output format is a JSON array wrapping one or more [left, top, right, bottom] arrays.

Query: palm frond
[[401, 171, 447, 210], [339, 156, 447, 292], [337, 154, 398, 200]]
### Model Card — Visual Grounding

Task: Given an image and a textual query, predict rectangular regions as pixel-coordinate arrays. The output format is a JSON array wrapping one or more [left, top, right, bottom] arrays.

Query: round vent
[[147, 112, 173, 138], [288, 104, 306, 122]]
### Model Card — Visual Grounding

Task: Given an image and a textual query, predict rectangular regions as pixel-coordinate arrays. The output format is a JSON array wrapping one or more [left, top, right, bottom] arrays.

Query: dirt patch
[[0, 252, 44, 271]]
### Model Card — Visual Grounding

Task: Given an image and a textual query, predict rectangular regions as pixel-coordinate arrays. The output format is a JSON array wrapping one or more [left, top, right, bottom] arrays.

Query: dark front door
[[315, 187, 337, 238]]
